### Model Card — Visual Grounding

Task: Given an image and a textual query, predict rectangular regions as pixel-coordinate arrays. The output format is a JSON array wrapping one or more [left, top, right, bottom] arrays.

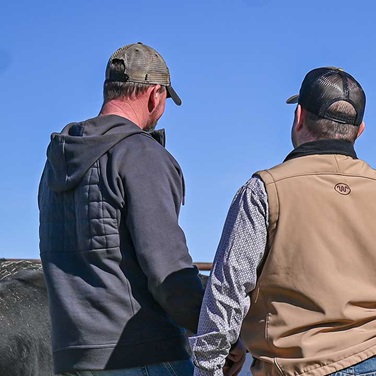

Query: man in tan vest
[[190, 67, 376, 376]]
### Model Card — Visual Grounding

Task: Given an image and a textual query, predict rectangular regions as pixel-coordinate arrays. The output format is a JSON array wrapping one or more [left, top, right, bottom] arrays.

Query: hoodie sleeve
[[120, 134, 204, 333]]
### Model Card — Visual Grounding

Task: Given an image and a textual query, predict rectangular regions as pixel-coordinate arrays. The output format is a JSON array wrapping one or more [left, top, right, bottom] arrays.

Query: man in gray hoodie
[[39, 42, 204, 376]]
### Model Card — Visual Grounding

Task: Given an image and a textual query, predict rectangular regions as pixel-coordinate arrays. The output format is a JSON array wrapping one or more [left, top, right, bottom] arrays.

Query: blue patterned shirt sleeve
[[189, 175, 269, 376]]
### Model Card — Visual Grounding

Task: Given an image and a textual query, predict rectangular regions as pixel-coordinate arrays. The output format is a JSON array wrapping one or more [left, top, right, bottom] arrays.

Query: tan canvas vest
[[242, 154, 376, 376]]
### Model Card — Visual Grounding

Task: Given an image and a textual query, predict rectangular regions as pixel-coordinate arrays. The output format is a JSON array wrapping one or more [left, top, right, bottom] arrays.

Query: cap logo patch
[[334, 183, 351, 195]]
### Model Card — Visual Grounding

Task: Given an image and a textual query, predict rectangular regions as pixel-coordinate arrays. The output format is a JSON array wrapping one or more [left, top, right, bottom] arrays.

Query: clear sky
[[1, 0, 376, 264]]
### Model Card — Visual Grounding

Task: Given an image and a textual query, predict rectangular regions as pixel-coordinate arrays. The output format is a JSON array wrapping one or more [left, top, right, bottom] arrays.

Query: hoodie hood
[[45, 115, 157, 193]]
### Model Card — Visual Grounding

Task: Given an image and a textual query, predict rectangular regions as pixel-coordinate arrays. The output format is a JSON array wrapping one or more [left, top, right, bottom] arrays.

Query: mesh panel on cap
[[106, 43, 170, 86], [299, 68, 366, 126]]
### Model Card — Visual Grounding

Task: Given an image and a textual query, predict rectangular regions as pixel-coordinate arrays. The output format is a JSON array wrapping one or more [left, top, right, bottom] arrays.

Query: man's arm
[[189, 175, 268, 375], [122, 136, 204, 333]]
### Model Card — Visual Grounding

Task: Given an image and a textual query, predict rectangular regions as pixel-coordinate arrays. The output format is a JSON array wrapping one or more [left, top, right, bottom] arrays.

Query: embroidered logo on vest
[[334, 183, 351, 195]]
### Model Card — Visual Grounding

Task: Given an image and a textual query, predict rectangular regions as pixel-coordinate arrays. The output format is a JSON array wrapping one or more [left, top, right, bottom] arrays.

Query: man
[[39, 42, 204, 376], [190, 67, 376, 376]]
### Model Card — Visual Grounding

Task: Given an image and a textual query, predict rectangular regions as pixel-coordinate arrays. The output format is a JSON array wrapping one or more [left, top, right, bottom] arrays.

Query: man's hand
[[222, 339, 247, 376]]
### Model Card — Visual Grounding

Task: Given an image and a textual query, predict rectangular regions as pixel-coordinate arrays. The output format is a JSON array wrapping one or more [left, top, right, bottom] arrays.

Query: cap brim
[[166, 85, 182, 106], [286, 94, 299, 104]]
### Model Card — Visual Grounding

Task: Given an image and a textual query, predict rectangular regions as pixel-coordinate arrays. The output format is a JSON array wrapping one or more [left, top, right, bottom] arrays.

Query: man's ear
[[295, 104, 304, 131], [356, 121, 365, 139], [148, 85, 161, 113]]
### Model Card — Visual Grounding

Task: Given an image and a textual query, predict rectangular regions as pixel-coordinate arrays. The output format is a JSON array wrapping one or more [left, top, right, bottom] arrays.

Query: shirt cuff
[[193, 366, 224, 376], [189, 333, 230, 375]]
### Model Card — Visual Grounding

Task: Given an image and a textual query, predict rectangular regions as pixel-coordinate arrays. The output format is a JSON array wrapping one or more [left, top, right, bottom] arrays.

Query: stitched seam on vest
[[256, 170, 279, 280], [260, 170, 279, 233], [333, 154, 341, 173], [273, 358, 286, 376], [267, 172, 376, 184], [260, 289, 276, 353]]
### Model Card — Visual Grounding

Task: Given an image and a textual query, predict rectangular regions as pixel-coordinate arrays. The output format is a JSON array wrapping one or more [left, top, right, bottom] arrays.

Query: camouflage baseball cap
[[105, 42, 182, 106]]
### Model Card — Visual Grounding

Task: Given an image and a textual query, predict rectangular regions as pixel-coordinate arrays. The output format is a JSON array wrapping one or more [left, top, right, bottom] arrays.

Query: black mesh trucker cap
[[286, 67, 365, 126], [105, 42, 182, 106]]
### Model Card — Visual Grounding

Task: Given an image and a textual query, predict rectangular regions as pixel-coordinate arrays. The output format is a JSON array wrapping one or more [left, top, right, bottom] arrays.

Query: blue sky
[[1, 0, 376, 264]]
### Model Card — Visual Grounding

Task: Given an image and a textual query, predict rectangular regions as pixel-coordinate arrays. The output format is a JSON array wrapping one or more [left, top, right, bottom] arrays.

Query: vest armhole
[[255, 170, 279, 252]]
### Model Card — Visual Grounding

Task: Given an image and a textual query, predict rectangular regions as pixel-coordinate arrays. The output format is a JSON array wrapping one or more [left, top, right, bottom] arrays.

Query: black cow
[[0, 260, 53, 376]]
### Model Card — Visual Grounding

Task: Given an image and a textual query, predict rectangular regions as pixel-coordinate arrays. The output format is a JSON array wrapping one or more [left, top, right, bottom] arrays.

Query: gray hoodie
[[39, 115, 203, 373]]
